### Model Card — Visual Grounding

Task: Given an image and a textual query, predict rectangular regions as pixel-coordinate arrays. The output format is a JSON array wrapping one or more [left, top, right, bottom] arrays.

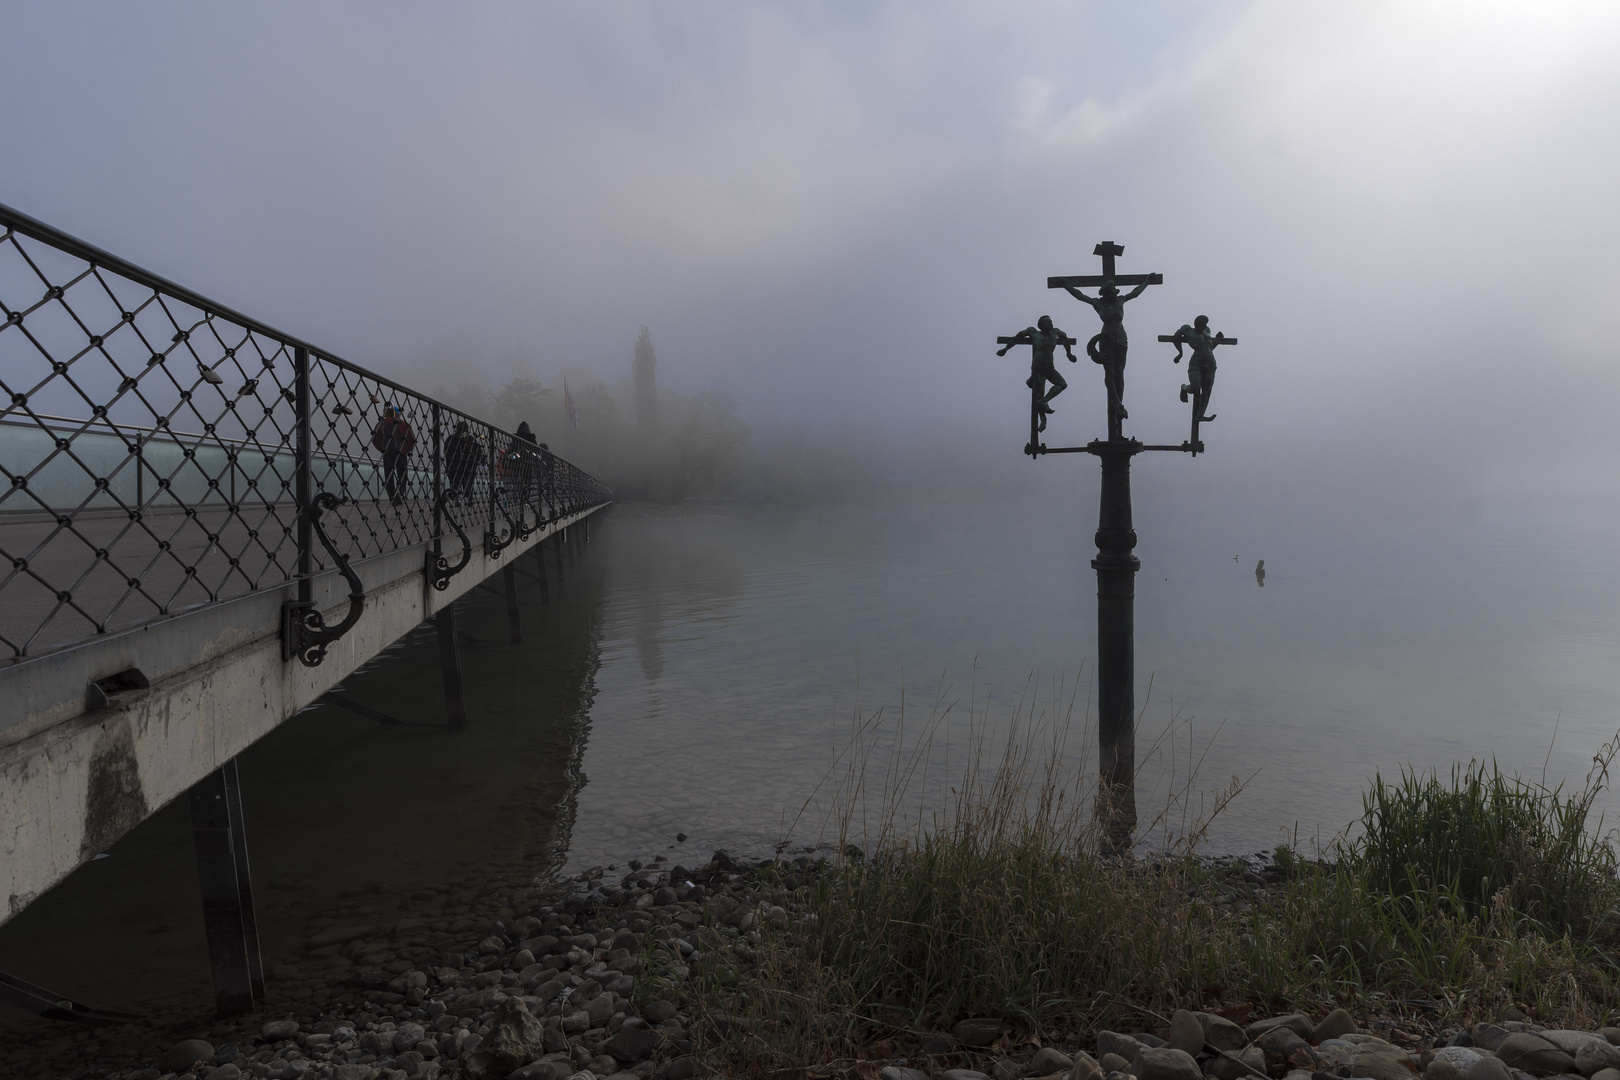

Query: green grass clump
[[1350, 761, 1616, 934], [713, 700, 1620, 1073]]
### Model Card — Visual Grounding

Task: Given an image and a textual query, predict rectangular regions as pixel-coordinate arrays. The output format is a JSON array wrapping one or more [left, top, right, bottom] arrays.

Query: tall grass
[[1351, 759, 1617, 934], [714, 693, 1620, 1072]]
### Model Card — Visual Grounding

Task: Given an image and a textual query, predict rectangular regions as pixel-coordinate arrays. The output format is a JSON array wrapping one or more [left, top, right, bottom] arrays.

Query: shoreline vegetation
[[10, 723, 1620, 1080]]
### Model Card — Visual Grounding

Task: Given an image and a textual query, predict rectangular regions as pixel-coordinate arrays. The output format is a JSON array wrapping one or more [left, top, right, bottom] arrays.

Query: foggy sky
[[5, 2, 1620, 524]]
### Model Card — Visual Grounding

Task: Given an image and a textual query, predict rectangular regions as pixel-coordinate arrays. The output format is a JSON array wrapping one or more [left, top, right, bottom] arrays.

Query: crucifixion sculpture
[[993, 240, 1238, 852], [1160, 316, 1237, 451], [996, 315, 1078, 436]]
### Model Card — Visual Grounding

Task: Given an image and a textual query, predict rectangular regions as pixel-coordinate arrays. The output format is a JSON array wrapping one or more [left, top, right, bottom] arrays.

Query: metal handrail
[[0, 202, 610, 666]]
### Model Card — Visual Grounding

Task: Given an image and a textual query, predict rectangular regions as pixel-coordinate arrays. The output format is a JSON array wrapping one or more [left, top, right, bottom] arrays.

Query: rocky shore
[[16, 849, 1620, 1080]]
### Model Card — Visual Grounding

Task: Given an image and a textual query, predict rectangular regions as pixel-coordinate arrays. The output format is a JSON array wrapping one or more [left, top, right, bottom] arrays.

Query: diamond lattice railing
[[0, 203, 610, 665]]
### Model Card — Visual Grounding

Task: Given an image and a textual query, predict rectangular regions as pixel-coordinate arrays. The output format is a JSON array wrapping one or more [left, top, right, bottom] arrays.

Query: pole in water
[[1090, 440, 1140, 851], [503, 563, 522, 644], [554, 530, 566, 582], [188, 760, 263, 1017], [435, 604, 468, 727]]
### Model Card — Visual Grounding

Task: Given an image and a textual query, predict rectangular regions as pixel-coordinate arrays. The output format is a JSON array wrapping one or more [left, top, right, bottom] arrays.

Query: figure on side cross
[[996, 315, 1078, 431]]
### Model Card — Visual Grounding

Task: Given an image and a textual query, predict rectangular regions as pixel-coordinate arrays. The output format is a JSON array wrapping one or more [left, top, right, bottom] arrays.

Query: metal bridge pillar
[[188, 758, 264, 1018], [502, 563, 522, 644], [534, 540, 550, 606], [553, 530, 566, 583], [435, 604, 469, 727]]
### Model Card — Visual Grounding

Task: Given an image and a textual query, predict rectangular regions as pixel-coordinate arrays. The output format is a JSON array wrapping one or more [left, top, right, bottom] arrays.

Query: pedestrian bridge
[[0, 204, 610, 1019]]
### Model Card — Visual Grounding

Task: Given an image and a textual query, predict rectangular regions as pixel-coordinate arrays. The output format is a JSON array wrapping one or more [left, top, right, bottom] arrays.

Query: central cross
[[1047, 240, 1163, 291], [1047, 241, 1162, 442]]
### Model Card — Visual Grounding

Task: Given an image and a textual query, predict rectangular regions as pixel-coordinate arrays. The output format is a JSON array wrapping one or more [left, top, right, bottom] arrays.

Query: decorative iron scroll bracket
[[282, 492, 366, 667], [483, 487, 517, 559], [426, 492, 473, 591]]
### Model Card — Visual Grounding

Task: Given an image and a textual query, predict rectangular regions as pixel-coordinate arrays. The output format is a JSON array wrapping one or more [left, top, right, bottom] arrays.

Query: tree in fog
[[492, 376, 552, 436], [633, 326, 658, 434], [666, 390, 749, 502]]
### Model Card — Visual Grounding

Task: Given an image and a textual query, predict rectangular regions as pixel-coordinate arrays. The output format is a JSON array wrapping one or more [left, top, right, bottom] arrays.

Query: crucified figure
[[996, 315, 1077, 432], [1166, 315, 1233, 424], [1062, 278, 1152, 437]]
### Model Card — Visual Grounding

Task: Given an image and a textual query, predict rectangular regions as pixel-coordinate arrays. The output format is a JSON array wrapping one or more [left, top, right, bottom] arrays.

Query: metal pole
[[554, 530, 566, 583], [435, 604, 468, 727], [294, 347, 312, 605], [487, 425, 497, 549], [220, 758, 264, 1000], [503, 563, 522, 644], [432, 404, 443, 554], [535, 540, 550, 606], [188, 762, 262, 1017], [1091, 440, 1139, 851]]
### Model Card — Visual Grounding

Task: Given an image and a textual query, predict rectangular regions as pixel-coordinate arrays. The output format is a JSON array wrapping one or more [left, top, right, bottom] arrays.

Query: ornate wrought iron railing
[[0, 202, 609, 667]]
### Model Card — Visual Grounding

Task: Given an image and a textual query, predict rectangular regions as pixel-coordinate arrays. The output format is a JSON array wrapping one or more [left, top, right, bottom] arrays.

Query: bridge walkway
[[0, 203, 611, 1019]]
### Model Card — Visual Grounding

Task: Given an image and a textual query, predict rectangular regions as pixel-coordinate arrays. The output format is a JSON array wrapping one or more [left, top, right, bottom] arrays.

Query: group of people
[[367, 405, 550, 510]]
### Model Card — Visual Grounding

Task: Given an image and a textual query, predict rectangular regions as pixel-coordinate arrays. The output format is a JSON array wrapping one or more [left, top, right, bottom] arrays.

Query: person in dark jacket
[[505, 421, 540, 509], [445, 420, 480, 498], [370, 405, 416, 505]]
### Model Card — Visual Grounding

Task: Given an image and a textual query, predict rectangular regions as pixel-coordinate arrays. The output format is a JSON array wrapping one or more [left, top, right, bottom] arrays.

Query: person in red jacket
[[370, 405, 417, 505]]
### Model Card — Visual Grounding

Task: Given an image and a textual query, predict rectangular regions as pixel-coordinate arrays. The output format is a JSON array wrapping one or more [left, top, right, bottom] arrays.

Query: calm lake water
[[3, 494, 1619, 1068]]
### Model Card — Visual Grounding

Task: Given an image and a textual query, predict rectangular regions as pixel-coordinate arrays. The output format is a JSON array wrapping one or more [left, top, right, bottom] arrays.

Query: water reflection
[[0, 536, 607, 1072]]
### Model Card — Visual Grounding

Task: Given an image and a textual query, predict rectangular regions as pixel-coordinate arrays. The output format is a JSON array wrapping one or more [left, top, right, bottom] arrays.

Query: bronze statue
[[1166, 315, 1235, 423], [1062, 278, 1152, 435], [996, 315, 1078, 431]]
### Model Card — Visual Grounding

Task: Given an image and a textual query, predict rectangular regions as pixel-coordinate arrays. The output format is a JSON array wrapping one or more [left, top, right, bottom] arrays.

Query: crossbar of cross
[[995, 335, 1077, 346]]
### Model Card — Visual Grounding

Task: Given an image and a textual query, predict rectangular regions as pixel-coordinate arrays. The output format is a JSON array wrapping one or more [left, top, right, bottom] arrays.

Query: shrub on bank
[[724, 719, 1620, 1069]]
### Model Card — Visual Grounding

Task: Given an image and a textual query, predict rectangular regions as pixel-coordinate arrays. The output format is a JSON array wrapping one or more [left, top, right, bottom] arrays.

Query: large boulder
[[954, 1019, 1005, 1048], [1257, 1027, 1312, 1060], [1577, 1041, 1620, 1077], [1350, 1049, 1418, 1080], [1195, 1014, 1249, 1054], [1068, 1052, 1102, 1080], [1542, 1032, 1603, 1056], [1463, 1055, 1513, 1080], [1311, 1009, 1359, 1044], [1432, 1047, 1483, 1072], [1246, 1016, 1314, 1043], [1166, 1011, 1205, 1055], [602, 1026, 661, 1064], [157, 1041, 216, 1074], [1099, 1032, 1148, 1061], [1029, 1048, 1075, 1076], [1207, 1046, 1266, 1080], [1495, 1033, 1576, 1077], [485, 996, 547, 1074], [1132, 1047, 1203, 1080]]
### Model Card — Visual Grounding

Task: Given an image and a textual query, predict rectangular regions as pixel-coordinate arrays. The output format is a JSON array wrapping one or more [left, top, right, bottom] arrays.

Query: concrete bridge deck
[[0, 201, 611, 1018]]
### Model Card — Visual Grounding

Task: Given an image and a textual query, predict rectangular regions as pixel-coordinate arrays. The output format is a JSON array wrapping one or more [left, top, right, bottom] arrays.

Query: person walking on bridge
[[370, 404, 417, 505], [445, 419, 479, 498]]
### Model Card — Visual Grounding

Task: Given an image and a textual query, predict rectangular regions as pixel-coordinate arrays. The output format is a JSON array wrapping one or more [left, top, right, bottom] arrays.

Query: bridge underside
[[0, 504, 605, 931]]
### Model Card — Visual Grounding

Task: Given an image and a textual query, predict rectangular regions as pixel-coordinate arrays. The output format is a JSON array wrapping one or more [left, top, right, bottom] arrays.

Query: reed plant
[[712, 688, 1620, 1072]]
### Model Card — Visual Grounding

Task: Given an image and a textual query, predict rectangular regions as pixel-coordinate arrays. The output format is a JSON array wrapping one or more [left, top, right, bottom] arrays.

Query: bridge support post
[[535, 541, 549, 606], [435, 604, 468, 727], [188, 758, 264, 1018], [554, 531, 566, 583], [502, 563, 522, 644]]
